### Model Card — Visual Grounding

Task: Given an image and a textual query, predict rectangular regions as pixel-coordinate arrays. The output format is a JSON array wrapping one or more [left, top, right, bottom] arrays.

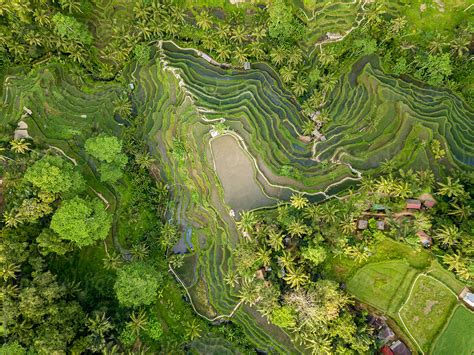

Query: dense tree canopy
[[24, 155, 84, 194], [114, 262, 162, 308], [85, 135, 128, 183], [50, 196, 111, 247]]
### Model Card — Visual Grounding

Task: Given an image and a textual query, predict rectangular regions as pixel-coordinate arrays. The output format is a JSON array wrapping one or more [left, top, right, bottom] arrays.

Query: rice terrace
[[0, 0, 473, 354]]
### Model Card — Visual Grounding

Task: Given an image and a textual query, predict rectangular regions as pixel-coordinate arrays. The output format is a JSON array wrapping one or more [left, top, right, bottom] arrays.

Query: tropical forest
[[0, 0, 473, 354]]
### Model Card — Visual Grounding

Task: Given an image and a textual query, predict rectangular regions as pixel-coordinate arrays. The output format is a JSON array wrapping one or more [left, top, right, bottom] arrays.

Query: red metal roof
[[406, 199, 421, 209], [381, 345, 394, 355]]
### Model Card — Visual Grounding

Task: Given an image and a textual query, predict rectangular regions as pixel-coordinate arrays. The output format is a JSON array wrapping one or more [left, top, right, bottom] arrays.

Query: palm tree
[[428, 33, 448, 54], [278, 251, 295, 269], [339, 214, 356, 235], [34, 9, 51, 27], [448, 203, 472, 222], [280, 66, 296, 84], [267, 228, 284, 252], [231, 25, 247, 45], [127, 309, 148, 336], [202, 37, 218, 52], [413, 212, 432, 231], [304, 335, 332, 354], [87, 313, 113, 338], [234, 47, 248, 64], [196, 10, 212, 31], [248, 42, 265, 60], [270, 47, 287, 66], [160, 223, 178, 249], [291, 77, 308, 97], [256, 247, 272, 268], [3, 210, 21, 228], [133, 2, 151, 20], [236, 210, 257, 235], [390, 16, 407, 34], [162, 17, 179, 37], [224, 270, 239, 288], [287, 219, 308, 238], [435, 225, 460, 248], [393, 181, 412, 199], [252, 26, 267, 41], [216, 23, 231, 41], [416, 169, 435, 189], [380, 158, 396, 173], [136, 21, 153, 41], [1, 262, 20, 281], [290, 194, 309, 210], [284, 265, 309, 290], [303, 204, 324, 224], [216, 44, 231, 62], [10, 139, 30, 154], [320, 76, 338, 94], [302, 120, 316, 135], [131, 243, 149, 261], [185, 320, 202, 341], [437, 177, 465, 200], [450, 37, 469, 58], [102, 252, 123, 271], [135, 152, 155, 169], [113, 96, 132, 118], [443, 253, 470, 280], [318, 51, 335, 67], [320, 203, 340, 224], [60, 0, 82, 14], [238, 278, 260, 306], [287, 49, 303, 68]]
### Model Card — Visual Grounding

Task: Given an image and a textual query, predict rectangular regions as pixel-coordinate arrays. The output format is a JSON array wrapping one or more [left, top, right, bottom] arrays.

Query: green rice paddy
[[1, 38, 473, 353]]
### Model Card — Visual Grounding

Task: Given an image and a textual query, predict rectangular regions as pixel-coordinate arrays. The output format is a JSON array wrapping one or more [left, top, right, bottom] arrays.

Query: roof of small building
[[358, 220, 368, 229], [372, 204, 387, 211], [390, 340, 411, 355], [377, 220, 385, 230], [416, 230, 432, 246], [381, 345, 395, 355], [243, 62, 251, 70], [377, 324, 395, 342], [464, 292, 474, 306], [406, 199, 421, 209]]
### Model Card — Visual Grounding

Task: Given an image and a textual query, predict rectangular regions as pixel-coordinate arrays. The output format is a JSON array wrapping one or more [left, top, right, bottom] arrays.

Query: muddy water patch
[[210, 134, 277, 213]]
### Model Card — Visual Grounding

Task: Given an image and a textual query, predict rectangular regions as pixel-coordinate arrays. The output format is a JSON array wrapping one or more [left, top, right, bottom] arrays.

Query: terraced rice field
[[2, 40, 473, 353], [298, 0, 366, 47], [320, 57, 474, 169]]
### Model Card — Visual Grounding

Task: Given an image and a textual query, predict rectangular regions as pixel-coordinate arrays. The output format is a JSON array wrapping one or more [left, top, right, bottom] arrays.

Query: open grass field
[[347, 260, 415, 314], [399, 275, 458, 353], [432, 305, 474, 355]]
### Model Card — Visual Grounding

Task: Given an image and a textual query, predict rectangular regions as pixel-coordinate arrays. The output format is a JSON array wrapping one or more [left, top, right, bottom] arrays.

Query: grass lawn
[[399, 275, 457, 353], [326, 236, 432, 282], [432, 305, 474, 355], [347, 260, 414, 313]]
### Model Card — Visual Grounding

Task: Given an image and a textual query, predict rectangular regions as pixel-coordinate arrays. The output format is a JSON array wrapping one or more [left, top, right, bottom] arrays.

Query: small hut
[[416, 230, 432, 247], [419, 193, 436, 209], [243, 62, 251, 70], [406, 199, 421, 210], [358, 220, 368, 230], [377, 220, 385, 230], [459, 287, 474, 310]]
